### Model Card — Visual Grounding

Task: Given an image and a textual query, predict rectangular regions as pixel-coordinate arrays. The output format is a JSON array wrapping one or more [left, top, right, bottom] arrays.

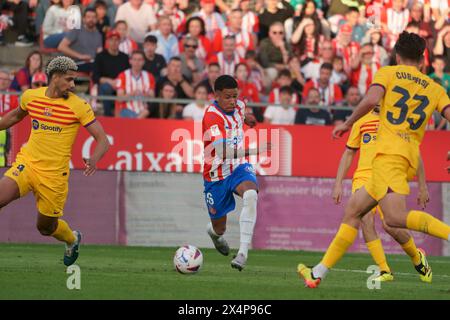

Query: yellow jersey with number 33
[[370, 65, 450, 170], [18, 87, 96, 173]]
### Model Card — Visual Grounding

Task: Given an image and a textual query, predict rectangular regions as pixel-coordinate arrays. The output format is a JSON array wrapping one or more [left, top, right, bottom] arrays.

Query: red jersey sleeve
[[115, 72, 126, 91]]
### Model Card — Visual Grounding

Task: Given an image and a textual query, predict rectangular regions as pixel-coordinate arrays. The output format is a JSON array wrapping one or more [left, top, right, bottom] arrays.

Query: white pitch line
[[333, 268, 450, 279]]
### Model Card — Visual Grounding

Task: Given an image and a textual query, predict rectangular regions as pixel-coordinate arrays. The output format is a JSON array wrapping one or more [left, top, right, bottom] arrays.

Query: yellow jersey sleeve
[[75, 99, 96, 127], [371, 66, 392, 91], [19, 89, 31, 111], [436, 87, 450, 114], [346, 120, 362, 149]]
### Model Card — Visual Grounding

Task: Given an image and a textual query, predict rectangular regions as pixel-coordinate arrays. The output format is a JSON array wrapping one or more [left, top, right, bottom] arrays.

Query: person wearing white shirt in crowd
[[115, 0, 156, 44], [148, 15, 180, 63], [182, 84, 209, 121], [264, 86, 297, 125]]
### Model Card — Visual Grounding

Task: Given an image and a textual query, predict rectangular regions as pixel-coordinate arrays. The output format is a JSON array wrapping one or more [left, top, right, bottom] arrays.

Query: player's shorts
[[203, 163, 258, 219], [4, 154, 68, 217], [352, 176, 384, 220], [365, 153, 416, 202]]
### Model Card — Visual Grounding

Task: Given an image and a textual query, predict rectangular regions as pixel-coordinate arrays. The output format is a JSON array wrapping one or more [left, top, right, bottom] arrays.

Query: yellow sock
[[366, 239, 391, 273], [321, 224, 358, 269], [406, 210, 450, 241], [51, 219, 76, 244], [401, 237, 421, 266]]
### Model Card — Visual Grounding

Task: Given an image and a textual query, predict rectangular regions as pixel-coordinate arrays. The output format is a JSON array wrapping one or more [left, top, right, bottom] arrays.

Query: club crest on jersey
[[12, 164, 25, 177], [363, 133, 372, 144], [210, 125, 221, 137], [43, 108, 53, 117]]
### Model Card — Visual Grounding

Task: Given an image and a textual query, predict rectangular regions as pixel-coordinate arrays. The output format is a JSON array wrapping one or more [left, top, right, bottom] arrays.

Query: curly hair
[[394, 31, 426, 62], [46, 56, 78, 80]]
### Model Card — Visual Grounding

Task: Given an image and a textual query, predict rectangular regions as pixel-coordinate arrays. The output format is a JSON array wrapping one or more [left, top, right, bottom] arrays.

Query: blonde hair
[[46, 56, 78, 79]]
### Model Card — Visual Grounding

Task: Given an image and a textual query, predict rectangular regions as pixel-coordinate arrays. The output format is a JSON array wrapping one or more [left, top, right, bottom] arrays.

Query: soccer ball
[[173, 245, 203, 274]]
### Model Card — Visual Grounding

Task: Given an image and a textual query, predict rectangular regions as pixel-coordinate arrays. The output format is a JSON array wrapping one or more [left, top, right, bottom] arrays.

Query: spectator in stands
[[149, 81, 182, 118], [302, 62, 344, 107], [409, 2, 433, 42], [245, 50, 266, 94], [93, 30, 130, 117], [10, 51, 42, 92], [116, 50, 155, 118], [114, 20, 138, 56], [362, 28, 389, 66], [208, 35, 245, 76], [143, 34, 167, 81], [384, 0, 409, 49], [193, 0, 225, 40], [58, 8, 103, 73], [182, 84, 209, 121], [0, 0, 33, 46], [148, 15, 180, 63], [115, 0, 157, 44], [327, 0, 365, 33], [0, 69, 18, 114], [95, 0, 110, 43], [332, 24, 360, 76], [239, 0, 260, 35], [433, 25, 450, 73], [330, 56, 348, 89], [212, 8, 255, 59], [286, 0, 330, 42], [338, 6, 367, 43], [350, 43, 379, 95], [268, 68, 301, 105], [258, 22, 292, 82], [179, 16, 213, 61], [429, 55, 450, 95], [155, 0, 186, 35], [156, 57, 194, 99], [180, 36, 204, 85], [30, 71, 48, 89], [295, 87, 331, 125], [42, 0, 81, 48], [198, 62, 221, 99], [301, 39, 334, 81], [258, 0, 294, 41], [235, 62, 263, 121], [431, 0, 448, 31], [291, 17, 322, 63], [332, 85, 360, 125], [264, 86, 297, 125]]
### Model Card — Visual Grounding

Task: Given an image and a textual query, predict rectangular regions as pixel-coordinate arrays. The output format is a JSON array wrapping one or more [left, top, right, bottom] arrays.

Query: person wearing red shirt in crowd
[[179, 16, 213, 61], [235, 62, 263, 121], [301, 39, 335, 81], [10, 51, 43, 92], [350, 43, 380, 95], [245, 50, 266, 94], [193, 0, 226, 40], [332, 24, 360, 76], [156, 0, 186, 35], [268, 69, 300, 105], [115, 20, 139, 57], [0, 69, 18, 115], [302, 62, 343, 108], [212, 9, 255, 59], [115, 50, 155, 118], [208, 35, 246, 75]]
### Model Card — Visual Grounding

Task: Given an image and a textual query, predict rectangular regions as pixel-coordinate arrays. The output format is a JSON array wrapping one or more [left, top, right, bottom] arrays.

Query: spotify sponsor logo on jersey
[[32, 119, 63, 133]]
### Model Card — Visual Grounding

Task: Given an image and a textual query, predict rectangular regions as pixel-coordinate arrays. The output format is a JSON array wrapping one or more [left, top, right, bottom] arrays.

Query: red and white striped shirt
[[269, 87, 299, 105], [119, 37, 139, 56], [115, 69, 155, 114], [386, 8, 409, 35], [156, 8, 186, 34], [208, 52, 245, 76], [242, 11, 259, 35], [302, 79, 344, 107], [332, 39, 360, 75], [351, 62, 380, 95], [202, 100, 247, 182], [0, 91, 18, 116], [194, 10, 226, 40], [212, 28, 255, 59]]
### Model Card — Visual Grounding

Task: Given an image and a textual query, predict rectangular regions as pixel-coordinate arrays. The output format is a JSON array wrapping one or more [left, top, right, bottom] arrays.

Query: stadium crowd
[[0, 0, 449, 128]]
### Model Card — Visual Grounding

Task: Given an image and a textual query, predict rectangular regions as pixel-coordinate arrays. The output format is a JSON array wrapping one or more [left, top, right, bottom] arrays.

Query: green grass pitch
[[0, 243, 449, 300]]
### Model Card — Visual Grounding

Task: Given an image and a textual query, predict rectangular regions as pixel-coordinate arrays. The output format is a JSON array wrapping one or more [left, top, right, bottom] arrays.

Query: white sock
[[312, 263, 329, 279], [207, 222, 222, 239], [238, 190, 258, 258]]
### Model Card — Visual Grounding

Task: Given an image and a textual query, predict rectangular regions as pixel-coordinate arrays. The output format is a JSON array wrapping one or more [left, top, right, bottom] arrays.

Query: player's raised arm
[[83, 120, 110, 176], [332, 85, 385, 139], [0, 107, 28, 131]]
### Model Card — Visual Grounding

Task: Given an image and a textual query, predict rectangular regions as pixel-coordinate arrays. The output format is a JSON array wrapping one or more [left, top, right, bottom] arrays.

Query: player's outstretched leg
[[232, 182, 258, 272], [361, 212, 393, 282], [382, 221, 432, 283], [298, 187, 377, 288], [37, 214, 81, 266], [207, 217, 230, 256]]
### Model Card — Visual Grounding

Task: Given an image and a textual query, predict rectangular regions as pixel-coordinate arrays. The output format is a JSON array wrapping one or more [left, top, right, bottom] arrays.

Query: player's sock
[[207, 222, 222, 238], [238, 189, 258, 259], [320, 223, 358, 269], [406, 210, 450, 241], [312, 263, 329, 279], [366, 238, 391, 273], [51, 219, 76, 244], [400, 237, 421, 266]]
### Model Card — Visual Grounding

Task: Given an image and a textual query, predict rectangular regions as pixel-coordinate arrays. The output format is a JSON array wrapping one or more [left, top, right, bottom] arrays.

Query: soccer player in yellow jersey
[[333, 107, 432, 283], [0, 56, 110, 266], [298, 31, 450, 288]]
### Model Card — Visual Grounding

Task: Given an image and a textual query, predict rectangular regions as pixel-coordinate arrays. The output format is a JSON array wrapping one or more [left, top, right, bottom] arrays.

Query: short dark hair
[[84, 7, 97, 17], [245, 50, 257, 60], [194, 83, 208, 93], [394, 31, 426, 62], [346, 6, 359, 14], [131, 50, 145, 59], [214, 75, 238, 92], [278, 69, 292, 79], [169, 56, 182, 64], [433, 55, 445, 63], [208, 62, 220, 69], [114, 20, 127, 28], [94, 0, 107, 9], [279, 85, 294, 95], [144, 34, 158, 43], [320, 62, 333, 71]]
